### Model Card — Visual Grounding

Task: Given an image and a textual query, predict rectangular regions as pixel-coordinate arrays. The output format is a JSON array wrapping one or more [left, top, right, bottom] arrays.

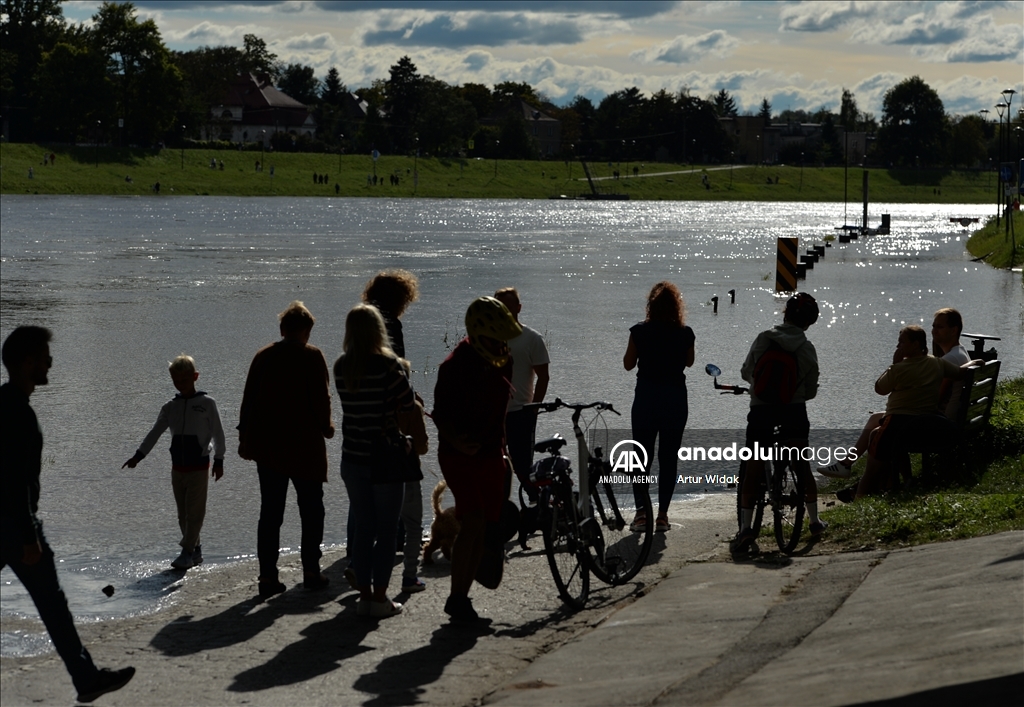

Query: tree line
[[0, 1, 1010, 168]]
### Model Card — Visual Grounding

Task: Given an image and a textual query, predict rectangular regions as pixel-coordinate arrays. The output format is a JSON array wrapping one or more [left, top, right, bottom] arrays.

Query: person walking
[[1, 326, 135, 703], [238, 302, 335, 598], [623, 282, 695, 533], [432, 297, 521, 622]]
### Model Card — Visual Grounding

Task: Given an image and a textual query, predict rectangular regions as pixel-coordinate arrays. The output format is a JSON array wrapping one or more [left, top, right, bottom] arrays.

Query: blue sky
[[64, 1, 1023, 117]]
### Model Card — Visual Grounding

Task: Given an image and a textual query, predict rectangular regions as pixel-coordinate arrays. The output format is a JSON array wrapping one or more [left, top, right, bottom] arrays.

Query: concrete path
[[484, 530, 1024, 707], [2, 496, 1021, 706]]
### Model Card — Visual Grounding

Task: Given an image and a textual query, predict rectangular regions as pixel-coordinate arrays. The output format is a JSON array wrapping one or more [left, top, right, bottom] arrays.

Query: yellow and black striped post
[[776, 237, 798, 292]]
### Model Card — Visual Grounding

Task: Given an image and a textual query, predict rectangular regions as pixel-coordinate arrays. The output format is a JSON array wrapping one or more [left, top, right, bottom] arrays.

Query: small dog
[[423, 480, 459, 564]]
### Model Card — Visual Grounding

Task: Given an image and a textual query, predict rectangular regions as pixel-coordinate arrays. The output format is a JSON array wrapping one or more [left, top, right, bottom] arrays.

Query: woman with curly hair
[[359, 269, 425, 592], [362, 269, 419, 358], [623, 282, 696, 533]]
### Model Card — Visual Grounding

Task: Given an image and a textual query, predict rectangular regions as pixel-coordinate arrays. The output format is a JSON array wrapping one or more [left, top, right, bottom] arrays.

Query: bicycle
[[523, 399, 654, 609], [706, 364, 806, 554]]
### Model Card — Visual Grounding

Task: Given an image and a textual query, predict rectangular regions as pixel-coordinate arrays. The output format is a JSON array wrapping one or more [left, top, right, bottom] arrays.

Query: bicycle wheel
[[585, 476, 653, 585], [772, 462, 806, 554], [542, 487, 589, 609]]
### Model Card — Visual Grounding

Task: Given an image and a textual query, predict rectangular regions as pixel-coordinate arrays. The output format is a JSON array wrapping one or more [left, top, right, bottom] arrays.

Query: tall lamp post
[[995, 101, 1006, 225], [180, 125, 185, 169], [338, 133, 344, 174], [729, 151, 734, 189], [95, 120, 101, 167], [1000, 88, 1016, 242], [800, 151, 804, 192], [494, 140, 500, 177], [260, 130, 266, 173]]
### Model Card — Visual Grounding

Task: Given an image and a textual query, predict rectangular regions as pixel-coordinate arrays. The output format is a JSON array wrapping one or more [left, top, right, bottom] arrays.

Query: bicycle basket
[[530, 456, 571, 487]]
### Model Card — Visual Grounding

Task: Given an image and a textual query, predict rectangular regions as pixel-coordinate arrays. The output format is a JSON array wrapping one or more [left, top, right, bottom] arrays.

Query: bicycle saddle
[[533, 434, 567, 454]]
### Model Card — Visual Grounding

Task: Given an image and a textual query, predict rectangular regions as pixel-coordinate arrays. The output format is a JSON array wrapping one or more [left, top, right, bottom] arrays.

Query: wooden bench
[[919, 358, 1002, 474]]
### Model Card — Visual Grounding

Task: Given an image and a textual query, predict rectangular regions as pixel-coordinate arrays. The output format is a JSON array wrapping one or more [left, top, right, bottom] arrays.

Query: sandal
[[629, 514, 647, 533], [655, 516, 671, 532]]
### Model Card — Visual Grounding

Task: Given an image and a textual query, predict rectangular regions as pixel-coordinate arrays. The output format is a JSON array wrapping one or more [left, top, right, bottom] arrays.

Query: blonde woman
[[334, 304, 416, 618]]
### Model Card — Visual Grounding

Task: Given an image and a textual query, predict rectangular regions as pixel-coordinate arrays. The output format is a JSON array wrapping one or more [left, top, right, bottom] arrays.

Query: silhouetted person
[[238, 302, 334, 598], [1, 326, 135, 703]]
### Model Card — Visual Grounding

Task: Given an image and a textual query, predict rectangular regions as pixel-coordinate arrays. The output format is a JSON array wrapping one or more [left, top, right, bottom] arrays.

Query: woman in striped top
[[334, 304, 415, 618]]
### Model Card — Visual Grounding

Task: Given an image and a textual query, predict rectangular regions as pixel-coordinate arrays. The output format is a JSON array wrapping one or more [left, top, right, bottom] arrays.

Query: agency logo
[[609, 439, 648, 474]]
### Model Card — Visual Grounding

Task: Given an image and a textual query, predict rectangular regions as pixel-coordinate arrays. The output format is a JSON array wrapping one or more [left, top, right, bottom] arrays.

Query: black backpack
[[752, 340, 800, 404]]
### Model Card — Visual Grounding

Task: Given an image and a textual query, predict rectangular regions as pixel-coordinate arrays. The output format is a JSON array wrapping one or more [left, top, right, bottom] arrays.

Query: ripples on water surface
[[1, 196, 1020, 654]]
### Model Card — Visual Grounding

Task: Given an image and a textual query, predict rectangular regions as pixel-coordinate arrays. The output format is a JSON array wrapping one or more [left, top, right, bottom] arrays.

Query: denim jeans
[[1, 521, 98, 690], [341, 460, 404, 590], [256, 466, 324, 578]]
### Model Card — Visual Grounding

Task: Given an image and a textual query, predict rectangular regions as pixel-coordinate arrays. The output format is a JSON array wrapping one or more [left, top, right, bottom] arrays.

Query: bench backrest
[[951, 359, 1001, 433]]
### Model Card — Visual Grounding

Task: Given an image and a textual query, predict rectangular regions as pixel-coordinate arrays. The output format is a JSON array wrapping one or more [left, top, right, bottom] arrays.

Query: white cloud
[[282, 33, 336, 51], [166, 21, 272, 46], [630, 30, 742, 64], [779, 1, 881, 32]]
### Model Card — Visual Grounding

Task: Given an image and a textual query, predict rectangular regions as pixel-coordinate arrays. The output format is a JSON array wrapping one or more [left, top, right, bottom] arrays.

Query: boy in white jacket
[[123, 355, 225, 569]]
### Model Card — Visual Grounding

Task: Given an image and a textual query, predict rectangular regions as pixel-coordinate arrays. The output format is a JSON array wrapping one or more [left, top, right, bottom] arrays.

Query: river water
[[1, 196, 1020, 656]]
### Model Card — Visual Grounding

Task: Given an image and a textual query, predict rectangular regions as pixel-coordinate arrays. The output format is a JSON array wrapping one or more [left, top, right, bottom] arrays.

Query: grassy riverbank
[[820, 376, 1024, 549], [966, 210, 1024, 269], [1, 142, 996, 202]]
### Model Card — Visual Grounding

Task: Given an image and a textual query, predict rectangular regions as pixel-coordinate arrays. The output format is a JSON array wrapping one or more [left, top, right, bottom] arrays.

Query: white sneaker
[[369, 599, 403, 618], [817, 463, 851, 479], [171, 549, 193, 570]]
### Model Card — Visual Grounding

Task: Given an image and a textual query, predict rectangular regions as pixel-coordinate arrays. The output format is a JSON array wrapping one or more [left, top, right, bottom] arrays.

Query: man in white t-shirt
[[494, 288, 550, 502], [931, 307, 970, 419]]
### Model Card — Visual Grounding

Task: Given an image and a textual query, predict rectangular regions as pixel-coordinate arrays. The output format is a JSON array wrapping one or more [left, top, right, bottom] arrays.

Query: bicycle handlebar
[[523, 398, 621, 416]]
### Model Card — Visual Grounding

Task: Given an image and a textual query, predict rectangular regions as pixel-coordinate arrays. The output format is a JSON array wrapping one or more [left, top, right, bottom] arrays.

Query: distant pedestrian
[[238, 302, 334, 598], [313, 172, 319, 184], [50, 152, 56, 165], [2, 326, 136, 702], [122, 355, 226, 570], [335, 183, 340, 195]]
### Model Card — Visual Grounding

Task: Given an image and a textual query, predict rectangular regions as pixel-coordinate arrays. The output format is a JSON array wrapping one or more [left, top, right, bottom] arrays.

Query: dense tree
[[277, 63, 319, 105], [173, 45, 245, 140], [948, 114, 987, 168], [416, 76, 476, 155], [759, 97, 772, 126], [492, 80, 540, 107], [0, 0, 67, 140], [458, 82, 491, 119], [242, 33, 278, 79], [878, 76, 946, 167], [384, 56, 423, 152], [320, 67, 345, 105], [91, 1, 182, 145], [34, 41, 110, 142], [712, 89, 737, 117], [839, 89, 858, 132]]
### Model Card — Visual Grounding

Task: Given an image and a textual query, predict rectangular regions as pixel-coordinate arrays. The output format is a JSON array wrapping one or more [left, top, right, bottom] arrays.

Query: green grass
[[819, 376, 1024, 550], [0, 142, 998, 202], [966, 210, 1024, 269]]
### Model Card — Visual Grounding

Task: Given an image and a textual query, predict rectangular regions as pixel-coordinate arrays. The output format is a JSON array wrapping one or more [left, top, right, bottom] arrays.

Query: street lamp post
[[260, 130, 266, 173], [996, 101, 1006, 224], [180, 125, 185, 169], [980, 109, 991, 192], [569, 144, 574, 180], [494, 140, 500, 177], [338, 133, 343, 174], [95, 120, 101, 167], [413, 135, 419, 196], [800, 152, 804, 191], [1000, 88, 1016, 240], [729, 152, 734, 189]]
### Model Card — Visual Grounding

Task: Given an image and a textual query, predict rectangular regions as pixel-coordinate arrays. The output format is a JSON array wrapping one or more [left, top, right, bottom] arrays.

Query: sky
[[63, 1, 1024, 118]]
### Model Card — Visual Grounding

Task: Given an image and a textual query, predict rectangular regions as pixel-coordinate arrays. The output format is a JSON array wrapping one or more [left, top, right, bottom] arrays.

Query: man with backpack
[[732, 293, 823, 552]]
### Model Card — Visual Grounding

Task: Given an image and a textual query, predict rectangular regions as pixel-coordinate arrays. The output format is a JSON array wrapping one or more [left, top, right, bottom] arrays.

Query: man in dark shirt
[[1, 326, 135, 703]]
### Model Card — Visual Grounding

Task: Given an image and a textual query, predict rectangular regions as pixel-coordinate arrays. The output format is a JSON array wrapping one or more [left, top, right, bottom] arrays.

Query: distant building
[[719, 115, 782, 164], [481, 99, 561, 157], [202, 73, 316, 145]]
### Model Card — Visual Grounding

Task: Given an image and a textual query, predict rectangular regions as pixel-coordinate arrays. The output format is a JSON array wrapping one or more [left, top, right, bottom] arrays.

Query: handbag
[[370, 407, 423, 484]]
